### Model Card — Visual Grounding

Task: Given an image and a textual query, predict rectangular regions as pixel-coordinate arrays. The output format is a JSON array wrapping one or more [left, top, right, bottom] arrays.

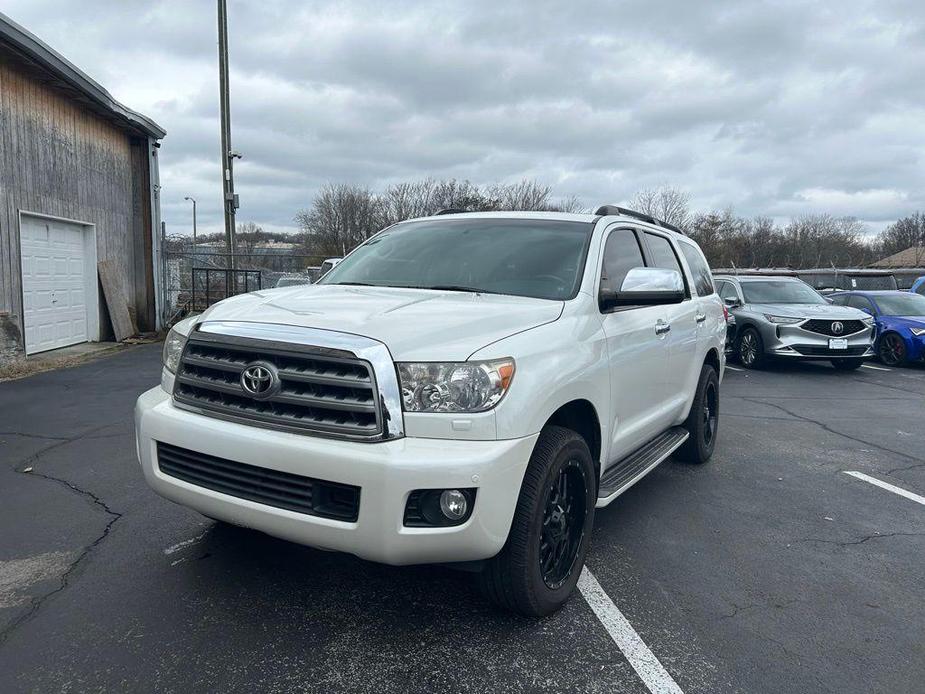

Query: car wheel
[[878, 333, 906, 366], [480, 425, 596, 617], [738, 327, 765, 369], [831, 359, 863, 371], [677, 363, 719, 464]]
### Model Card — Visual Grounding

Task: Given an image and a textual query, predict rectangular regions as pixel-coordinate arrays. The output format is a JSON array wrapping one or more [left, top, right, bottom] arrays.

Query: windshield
[[320, 218, 593, 300], [874, 293, 925, 316], [741, 280, 827, 305]]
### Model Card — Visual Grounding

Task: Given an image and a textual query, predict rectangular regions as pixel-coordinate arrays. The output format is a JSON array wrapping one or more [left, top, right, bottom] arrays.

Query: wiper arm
[[421, 285, 501, 295], [328, 282, 378, 286]]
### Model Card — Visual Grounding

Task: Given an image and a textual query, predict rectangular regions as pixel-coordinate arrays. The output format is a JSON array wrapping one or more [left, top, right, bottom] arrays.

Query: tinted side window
[[601, 229, 646, 291], [847, 295, 872, 311], [718, 281, 739, 302], [644, 233, 683, 274], [679, 243, 714, 296], [829, 294, 848, 306]]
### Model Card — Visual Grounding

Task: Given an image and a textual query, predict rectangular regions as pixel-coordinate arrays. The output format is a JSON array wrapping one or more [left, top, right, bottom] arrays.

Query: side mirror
[[599, 267, 685, 311], [723, 296, 742, 308], [860, 307, 872, 315]]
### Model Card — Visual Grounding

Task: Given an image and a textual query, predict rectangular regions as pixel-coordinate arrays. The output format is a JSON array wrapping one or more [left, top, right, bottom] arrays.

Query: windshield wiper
[[328, 282, 379, 287], [419, 285, 503, 295]]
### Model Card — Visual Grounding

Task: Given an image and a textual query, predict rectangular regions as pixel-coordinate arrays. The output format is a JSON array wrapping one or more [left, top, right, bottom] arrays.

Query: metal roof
[[0, 11, 166, 139]]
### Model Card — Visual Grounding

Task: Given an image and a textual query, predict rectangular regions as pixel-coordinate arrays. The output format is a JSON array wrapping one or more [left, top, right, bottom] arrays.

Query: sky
[[5, 0, 925, 237]]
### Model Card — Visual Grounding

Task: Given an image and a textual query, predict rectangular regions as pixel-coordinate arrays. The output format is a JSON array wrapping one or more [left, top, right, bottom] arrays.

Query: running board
[[596, 426, 689, 507]]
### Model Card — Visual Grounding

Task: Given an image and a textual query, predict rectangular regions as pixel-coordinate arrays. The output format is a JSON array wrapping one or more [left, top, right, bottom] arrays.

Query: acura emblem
[[831, 321, 844, 335], [240, 362, 279, 399]]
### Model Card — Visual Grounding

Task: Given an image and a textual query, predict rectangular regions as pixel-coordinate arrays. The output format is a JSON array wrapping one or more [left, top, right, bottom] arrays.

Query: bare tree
[[630, 186, 692, 229]]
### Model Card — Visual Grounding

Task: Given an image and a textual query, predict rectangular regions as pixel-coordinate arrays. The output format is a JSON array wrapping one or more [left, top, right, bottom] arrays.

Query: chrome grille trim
[[173, 321, 405, 441]]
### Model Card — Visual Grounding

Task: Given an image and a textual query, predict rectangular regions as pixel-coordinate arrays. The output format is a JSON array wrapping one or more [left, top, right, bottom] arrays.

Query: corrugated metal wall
[[0, 56, 155, 359]]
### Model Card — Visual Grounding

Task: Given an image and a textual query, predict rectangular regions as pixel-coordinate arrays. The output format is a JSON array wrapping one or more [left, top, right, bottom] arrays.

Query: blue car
[[830, 291, 925, 366]]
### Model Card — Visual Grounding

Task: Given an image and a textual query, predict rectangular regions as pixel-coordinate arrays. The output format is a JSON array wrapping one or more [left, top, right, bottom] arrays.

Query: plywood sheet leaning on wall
[[98, 259, 137, 341]]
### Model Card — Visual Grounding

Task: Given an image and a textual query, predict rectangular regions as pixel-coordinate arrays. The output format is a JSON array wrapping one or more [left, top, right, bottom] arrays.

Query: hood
[[745, 302, 869, 320], [197, 285, 564, 361]]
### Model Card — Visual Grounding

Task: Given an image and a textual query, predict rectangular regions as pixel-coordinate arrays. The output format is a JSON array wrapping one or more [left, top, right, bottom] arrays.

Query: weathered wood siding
[[0, 55, 155, 356]]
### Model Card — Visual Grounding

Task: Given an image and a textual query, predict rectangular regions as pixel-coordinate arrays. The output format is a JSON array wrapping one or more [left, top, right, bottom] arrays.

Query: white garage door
[[20, 215, 94, 354]]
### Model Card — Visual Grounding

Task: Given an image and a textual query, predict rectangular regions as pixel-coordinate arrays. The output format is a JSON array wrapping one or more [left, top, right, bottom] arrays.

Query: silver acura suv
[[713, 275, 875, 370]]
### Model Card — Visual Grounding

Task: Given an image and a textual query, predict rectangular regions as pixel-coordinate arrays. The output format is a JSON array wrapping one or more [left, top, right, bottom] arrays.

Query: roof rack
[[593, 205, 687, 235], [435, 208, 469, 215]]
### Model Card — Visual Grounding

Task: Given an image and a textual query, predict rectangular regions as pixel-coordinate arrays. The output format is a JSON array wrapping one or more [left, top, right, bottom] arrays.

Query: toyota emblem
[[240, 362, 279, 399], [831, 321, 844, 335]]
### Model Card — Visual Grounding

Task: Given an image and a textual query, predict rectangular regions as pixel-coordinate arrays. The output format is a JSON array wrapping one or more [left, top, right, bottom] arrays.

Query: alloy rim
[[740, 333, 757, 365], [702, 381, 718, 446], [880, 335, 903, 365], [539, 460, 587, 590]]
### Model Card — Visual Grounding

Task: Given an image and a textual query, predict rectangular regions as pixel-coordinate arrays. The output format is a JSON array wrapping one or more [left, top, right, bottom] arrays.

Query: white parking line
[[725, 365, 744, 372], [861, 364, 891, 372], [578, 568, 684, 694], [163, 530, 209, 555], [844, 471, 925, 507]]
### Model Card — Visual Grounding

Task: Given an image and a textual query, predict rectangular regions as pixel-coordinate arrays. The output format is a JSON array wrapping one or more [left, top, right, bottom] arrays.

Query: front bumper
[[762, 323, 874, 360], [135, 387, 536, 565]]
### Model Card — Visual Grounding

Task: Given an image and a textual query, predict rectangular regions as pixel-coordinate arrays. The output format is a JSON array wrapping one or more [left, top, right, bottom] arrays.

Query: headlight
[[764, 314, 802, 325], [911, 327, 925, 337], [861, 316, 875, 327], [398, 359, 515, 413], [162, 327, 188, 374]]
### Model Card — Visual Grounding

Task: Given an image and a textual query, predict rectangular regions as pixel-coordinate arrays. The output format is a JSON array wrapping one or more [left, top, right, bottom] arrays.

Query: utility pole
[[217, 0, 239, 269], [183, 196, 197, 246]]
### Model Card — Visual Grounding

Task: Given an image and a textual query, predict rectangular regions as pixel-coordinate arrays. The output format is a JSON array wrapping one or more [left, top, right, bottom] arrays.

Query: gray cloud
[[5, 0, 925, 236]]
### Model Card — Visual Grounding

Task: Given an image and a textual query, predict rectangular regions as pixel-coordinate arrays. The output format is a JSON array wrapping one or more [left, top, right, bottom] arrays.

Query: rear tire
[[831, 359, 863, 371], [480, 426, 596, 617], [677, 363, 719, 464], [737, 327, 765, 369]]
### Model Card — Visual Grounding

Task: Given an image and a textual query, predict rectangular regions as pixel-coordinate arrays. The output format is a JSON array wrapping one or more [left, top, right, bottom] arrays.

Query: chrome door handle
[[655, 321, 671, 336], [696, 313, 707, 323]]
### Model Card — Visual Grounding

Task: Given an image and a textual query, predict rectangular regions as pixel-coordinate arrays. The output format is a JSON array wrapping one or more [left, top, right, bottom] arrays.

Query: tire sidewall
[[683, 364, 719, 463], [879, 333, 905, 366]]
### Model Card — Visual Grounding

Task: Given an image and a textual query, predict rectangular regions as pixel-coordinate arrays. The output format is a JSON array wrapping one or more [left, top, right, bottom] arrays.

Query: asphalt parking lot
[[1, 345, 923, 693]]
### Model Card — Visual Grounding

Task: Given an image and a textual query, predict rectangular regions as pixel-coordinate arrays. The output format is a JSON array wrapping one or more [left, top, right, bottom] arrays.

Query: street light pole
[[217, 0, 238, 270], [183, 196, 197, 246]]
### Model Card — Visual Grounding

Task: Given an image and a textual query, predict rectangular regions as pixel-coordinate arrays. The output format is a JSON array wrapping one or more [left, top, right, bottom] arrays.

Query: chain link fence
[[161, 238, 330, 325]]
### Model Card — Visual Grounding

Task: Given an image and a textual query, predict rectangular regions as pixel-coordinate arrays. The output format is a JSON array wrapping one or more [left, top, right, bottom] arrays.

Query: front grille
[[801, 319, 866, 336], [792, 345, 869, 356], [173, 333, 382, 440], [157, 443, 360, 521]]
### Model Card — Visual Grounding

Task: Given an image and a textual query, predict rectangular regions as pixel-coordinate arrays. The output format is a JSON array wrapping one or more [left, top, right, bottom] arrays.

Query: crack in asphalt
[[0, 425, 124, 645], [739, 397, 925, 468], [793, 532, 925, 547]]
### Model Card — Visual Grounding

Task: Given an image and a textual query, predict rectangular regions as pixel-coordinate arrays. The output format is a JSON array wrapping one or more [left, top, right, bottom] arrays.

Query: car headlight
[[162, 327, 188, 374], [861, 316, 875, 327], [398, 359, 515, 413], [911, 327, 925, 337], [764, 314, 802, 325]]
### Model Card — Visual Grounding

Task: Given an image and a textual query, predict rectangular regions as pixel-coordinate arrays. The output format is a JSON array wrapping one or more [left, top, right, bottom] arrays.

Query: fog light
[[439, 489, 468, 521]]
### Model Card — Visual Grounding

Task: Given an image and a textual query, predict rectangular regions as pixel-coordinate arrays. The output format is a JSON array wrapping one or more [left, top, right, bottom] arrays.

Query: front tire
[[878, 333, 906, 366], [677, 363, 720, 464], [738, 327, 765, 369], [831, 359, 863, 371], [480, 426, 596, 617]]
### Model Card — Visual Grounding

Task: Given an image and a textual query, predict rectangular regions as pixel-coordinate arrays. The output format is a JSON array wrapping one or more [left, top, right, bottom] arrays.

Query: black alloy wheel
[[539, 460, 588, 590], [879, 333, 906, 366], [702, 380, 719, 447]]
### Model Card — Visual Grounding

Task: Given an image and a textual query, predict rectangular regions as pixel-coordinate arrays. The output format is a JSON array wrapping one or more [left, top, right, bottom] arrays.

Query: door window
[[601, 229, 646, 291], [679, 242, 715, 296], [644, 232, 689, 297], [846, 295, 873, 312]]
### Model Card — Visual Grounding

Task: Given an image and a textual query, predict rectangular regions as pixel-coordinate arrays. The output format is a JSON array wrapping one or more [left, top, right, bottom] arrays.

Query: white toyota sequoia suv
[[135, 207, 725, 616]]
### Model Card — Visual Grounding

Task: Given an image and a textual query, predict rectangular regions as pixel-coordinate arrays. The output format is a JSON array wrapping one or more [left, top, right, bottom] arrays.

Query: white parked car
[[136, 208, 725, 616]]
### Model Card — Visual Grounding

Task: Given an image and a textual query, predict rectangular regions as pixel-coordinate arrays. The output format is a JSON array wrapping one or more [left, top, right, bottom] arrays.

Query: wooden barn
[[0, 11, 165, 365]]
